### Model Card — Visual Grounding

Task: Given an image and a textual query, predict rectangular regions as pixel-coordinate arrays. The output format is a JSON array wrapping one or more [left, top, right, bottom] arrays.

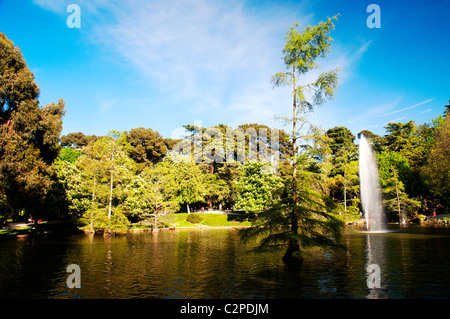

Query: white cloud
[[82, 0, 308, 123], [33, 0, 371, 131], [386, 116, 407, 124], [382, 98, 433, 117], [346, 97, 402, 124]]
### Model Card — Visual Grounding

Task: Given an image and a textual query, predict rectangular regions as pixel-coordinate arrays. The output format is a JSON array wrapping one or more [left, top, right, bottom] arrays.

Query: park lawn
[[128, 213, 252, 230], [172, 213, 252, 228]]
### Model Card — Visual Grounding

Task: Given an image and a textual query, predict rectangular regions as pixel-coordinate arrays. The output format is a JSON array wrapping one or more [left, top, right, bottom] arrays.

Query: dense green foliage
[[366, 114, 450, 216], [233, 161, 283, 213], [0, 32, 65, 224]]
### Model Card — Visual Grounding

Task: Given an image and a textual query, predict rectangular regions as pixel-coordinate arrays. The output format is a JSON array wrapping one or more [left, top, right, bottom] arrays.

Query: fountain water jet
[[359, 135, 384, 232]]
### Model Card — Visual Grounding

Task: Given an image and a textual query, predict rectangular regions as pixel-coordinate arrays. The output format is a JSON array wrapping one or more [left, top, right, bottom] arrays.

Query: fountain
[[359, 134, 384, 232]]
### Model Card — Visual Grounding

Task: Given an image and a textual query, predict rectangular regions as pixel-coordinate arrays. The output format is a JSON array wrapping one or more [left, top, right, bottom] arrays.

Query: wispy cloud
[[386, 116, 407, 124], [347, 97, 401, 124], [33, 0, 372, 130], [420, 108, 432, 113], [382, 98, 433, 117]]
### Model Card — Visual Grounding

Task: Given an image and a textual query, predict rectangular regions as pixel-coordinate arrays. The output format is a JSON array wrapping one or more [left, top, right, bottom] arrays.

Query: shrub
[[79, 208, 130, 233], [186, 213, 204, 225]]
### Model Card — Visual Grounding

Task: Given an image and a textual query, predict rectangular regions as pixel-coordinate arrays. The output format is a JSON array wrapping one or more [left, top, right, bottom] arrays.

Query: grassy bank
[[130, 213, 253, 230], [0, 225, 52, 240], [0, 226, 32, 236], [177, 213, 252, 228]]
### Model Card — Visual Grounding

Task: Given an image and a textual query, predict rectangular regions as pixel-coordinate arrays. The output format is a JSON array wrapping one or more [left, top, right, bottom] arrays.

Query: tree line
[[53, 126, 294, 233]]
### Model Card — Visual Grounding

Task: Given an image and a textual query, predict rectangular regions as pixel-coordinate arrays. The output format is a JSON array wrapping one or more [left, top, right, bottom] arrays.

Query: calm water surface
[[1, 225, 450, 299]]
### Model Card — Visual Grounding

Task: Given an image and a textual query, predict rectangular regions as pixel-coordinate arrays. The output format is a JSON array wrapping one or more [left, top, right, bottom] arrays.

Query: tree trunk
[[187, 204, 191, 214], [207, 198, 213, 211], [284, 64, 302, 265], [394, 171, 402, 223], [343, 165, 347, 214], [90, 177, 96, 231], [282, 240, 304, 264], [153, 212, 158, 232], [108, 141, 116, 222], [108, 168, 113, 219]]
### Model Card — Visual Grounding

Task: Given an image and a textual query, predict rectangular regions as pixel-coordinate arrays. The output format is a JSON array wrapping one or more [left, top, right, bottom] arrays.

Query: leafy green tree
[[71, 131, 135, 232], [74, 141, 108, 229], [123, 163, 179, 230], [95, 132, 135, 219], [78, 207, 129, 233], [216, 163, 240, 210], [424, 116, 450, 212], [125, 127, 168, 171], [382, 168, 420, 223], [203, 172, 230, 211], [164, 152, 205, 214], [150, 161, 181, 214], [413, 120, 442, 168], [265, 16, 341, 264], [326, 126, 355, 156], [326, 159, 360, 219], [233, 161, 283, 213], [54, 157, 91, 218], [44, 149, 82, 220], [377, 150, 421, 222], [381, 119, 440, 198], [326, 126, 357, 214], [384, 121, 416, 153], [123, 170, 156, 222]]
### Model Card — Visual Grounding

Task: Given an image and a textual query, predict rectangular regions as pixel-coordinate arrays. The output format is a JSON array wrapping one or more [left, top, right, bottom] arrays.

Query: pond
[[1, 225, 450, 299]]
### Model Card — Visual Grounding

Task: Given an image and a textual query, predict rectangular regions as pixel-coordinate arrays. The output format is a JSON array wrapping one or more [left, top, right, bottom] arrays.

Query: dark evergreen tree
[[0, 32, 65, 222]]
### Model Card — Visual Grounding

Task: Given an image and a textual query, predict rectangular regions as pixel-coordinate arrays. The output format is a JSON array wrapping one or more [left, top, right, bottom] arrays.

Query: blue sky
[[0, 0, 449, 140]]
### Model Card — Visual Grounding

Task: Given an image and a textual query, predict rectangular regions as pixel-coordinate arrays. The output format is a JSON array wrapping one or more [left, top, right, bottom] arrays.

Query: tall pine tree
[[241, 17, 343, 265]]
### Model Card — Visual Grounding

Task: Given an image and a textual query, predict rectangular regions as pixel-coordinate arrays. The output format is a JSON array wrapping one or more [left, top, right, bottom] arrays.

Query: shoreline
[[4, 218, 444, 239], [127, 225, 252, 233]]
